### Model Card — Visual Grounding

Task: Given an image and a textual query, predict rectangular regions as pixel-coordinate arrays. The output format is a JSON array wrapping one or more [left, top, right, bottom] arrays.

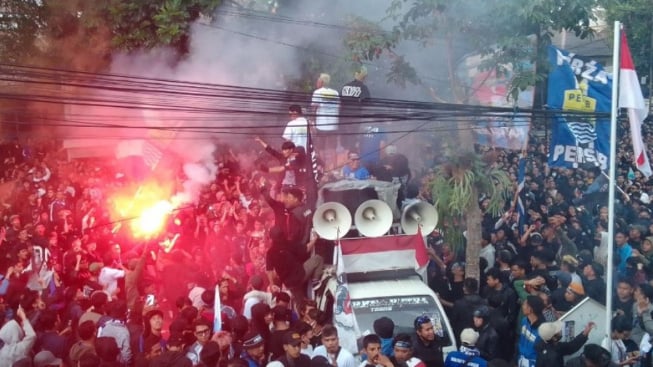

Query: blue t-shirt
[[342, 165, 370, 180]]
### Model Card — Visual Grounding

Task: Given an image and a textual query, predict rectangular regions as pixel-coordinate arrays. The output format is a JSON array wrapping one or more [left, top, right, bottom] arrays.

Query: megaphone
[[354, 199, 393, 238], [313, 202, 352, 240], [401, 201, 438, 235]]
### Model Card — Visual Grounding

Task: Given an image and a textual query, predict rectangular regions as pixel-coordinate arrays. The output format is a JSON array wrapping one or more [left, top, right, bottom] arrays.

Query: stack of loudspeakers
[[313, 199, 438, 240]]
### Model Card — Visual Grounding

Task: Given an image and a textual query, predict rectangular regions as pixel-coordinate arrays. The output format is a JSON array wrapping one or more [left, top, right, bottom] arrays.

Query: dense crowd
[[1, 70, 652, 367]]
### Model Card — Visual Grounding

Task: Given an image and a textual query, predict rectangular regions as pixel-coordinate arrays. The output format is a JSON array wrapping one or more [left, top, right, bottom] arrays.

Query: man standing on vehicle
[[412, 316, 444, 367]]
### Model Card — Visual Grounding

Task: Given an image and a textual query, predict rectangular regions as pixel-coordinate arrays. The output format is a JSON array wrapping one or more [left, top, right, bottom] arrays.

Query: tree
[[344, 0, 601, 279], [0, 0, 45, 64], [0, 0, 223, 69], [604, 0, 653, 96]]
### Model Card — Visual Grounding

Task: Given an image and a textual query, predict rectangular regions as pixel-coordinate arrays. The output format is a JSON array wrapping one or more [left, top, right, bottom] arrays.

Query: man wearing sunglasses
[[186, 319, 213, 366], [412, 316, 444, 367]]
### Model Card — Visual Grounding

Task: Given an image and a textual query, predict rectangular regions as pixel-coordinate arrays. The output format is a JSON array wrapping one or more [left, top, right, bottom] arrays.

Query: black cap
[[473, 306, 490, 319], [530, 232, 543, 245], [283, 330, 302, 346], [167, 333, 186, 347], [243, 331, 265, 348]]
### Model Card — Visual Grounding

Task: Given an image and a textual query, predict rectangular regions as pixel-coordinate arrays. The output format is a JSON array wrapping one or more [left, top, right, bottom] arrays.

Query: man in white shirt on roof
[[283, 104, 309, 150], [311, 73, 340, 152]]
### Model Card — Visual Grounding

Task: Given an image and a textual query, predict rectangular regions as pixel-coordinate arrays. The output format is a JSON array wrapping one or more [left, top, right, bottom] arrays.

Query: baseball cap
[[460, 328, 479, 346], [530, 232, 543, 244], [34, 350, 63, 367], [473, 306, 490, 319], [243, 331, 265, 348], [538, 321, 563, 342], [283, 331, 302, 346], [349, 152, 361, 160], [567, 282, 585, 296], [167, 333, 186, 347]]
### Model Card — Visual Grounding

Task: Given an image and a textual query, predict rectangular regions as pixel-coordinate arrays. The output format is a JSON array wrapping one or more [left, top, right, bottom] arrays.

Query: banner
[[333, 242, 360, 354], [458, 53, 534, 150], [547, 46, 612, 170]]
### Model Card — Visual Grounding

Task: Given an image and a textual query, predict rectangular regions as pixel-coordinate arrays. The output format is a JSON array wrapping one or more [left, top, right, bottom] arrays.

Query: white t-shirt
[[99, 267, 125, 296], [601, 337, 628, 363], [189, 286, 207, 309], [311, 87, 340, 131], [283, 117, 309, 149], [243, 297, 260, 320], [313, 345, 357, 367]]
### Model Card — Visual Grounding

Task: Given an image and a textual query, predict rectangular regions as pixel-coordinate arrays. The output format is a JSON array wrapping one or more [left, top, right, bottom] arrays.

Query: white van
[[348, 275, 457, 356], [315, 234, 457, 356]]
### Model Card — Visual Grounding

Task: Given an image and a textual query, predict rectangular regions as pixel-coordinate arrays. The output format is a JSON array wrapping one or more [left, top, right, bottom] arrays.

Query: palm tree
[[431, 147, 512, 280]]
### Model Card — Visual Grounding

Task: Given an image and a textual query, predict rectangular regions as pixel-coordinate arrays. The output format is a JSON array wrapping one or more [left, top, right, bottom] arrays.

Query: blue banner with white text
[[547, 46, 612, 170]]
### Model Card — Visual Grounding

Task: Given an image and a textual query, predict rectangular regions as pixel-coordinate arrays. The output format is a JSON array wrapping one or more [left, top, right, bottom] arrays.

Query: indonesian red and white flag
[[620, 30, 652, 177], [340, 233, 429, 274]]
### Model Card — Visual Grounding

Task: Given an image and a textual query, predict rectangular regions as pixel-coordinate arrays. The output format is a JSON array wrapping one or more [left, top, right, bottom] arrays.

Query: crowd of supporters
[[1, 110, 653, 367]]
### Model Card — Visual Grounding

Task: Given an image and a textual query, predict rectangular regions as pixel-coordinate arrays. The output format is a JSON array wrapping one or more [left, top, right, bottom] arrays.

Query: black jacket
[[535, 333, 588, 367], [451, 294, 487, 342], [278, 354, 311, 367], [476, 323, 499, 361]]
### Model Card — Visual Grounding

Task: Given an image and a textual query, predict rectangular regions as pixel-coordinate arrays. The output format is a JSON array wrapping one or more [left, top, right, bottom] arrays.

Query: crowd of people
[[1, 67, 652, 367]]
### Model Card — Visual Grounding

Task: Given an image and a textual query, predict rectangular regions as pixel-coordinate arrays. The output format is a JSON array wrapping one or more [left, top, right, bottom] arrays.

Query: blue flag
[[547, 46, 612, 170]]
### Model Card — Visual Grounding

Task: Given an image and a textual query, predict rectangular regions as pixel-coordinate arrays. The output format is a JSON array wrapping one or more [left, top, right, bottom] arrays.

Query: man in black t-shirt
[[277, 331, 311, 367], [340, 66, 371, 153]]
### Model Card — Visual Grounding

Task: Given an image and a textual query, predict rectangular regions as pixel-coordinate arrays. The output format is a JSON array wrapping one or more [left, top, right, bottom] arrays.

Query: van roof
[[348, 278, 435, 300]]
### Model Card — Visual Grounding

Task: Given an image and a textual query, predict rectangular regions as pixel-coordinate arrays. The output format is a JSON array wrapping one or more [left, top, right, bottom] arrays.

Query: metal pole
[[605, 20, 621, 341]]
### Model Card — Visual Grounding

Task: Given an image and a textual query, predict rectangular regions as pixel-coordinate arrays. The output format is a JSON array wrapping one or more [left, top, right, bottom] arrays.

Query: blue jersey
[[518, 317, 542, 364], [444, 351, 487, 367]]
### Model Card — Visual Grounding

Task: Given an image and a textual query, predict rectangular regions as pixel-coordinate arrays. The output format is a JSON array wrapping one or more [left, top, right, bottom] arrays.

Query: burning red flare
[[109, 181, 178, 239]]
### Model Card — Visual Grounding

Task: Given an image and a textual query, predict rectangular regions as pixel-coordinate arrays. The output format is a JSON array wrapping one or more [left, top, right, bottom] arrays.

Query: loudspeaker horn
[[401, 201, 438, 235], [313, 202, 352, 240], [354, 199, 393, 238]]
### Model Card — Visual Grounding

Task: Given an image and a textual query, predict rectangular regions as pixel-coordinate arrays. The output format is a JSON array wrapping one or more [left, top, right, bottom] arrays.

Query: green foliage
[[430, 151, 512, 250], [345, 0, 602, 100], [107, 0, 221, 52], [604, 0, 653, 82], [0, 0, 222, 66], [0, 0, 45, 63]]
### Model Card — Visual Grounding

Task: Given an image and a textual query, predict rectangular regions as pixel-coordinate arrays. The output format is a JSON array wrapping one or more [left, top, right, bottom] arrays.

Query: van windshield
[[351, 295, 453, 346]]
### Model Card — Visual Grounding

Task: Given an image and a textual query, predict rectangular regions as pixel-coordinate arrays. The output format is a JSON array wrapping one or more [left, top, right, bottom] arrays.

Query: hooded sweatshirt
[[0, 318, 37, 367]]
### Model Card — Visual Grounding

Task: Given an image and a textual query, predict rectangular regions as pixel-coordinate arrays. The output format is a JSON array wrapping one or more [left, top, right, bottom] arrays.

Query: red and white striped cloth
[[620, 29, 651, 177], [340, 233, 429, 274]]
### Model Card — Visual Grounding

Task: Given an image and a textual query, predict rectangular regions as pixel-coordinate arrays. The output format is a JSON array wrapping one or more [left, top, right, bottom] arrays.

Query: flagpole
[[605, 20, 621, 341]]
